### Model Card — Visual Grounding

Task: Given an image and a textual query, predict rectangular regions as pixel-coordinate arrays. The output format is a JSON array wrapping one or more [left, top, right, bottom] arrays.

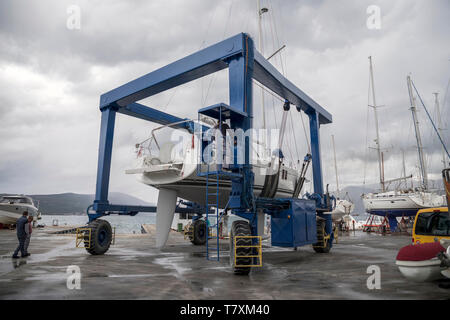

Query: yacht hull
[[139, 169, 297, 209], [0, 204, 39, 225], [331, 199, 354, 221], [362, 192, 445, 217]]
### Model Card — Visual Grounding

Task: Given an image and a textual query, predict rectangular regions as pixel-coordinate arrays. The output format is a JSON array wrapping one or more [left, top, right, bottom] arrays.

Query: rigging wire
[[441, 77, 450, 133], [253, 80, 311, 155], [202, 0, 235, 107], [411, 79, 450, 160], [299, 110, 311, 153], [289, 111, 300, 162], [163, 3, 221, 112], [268, 1, 286, 76], [363, 71, 371, 186]]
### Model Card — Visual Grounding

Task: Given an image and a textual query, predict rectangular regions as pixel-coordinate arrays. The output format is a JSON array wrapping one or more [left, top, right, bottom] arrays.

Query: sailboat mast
[[257, 0, 266, 131], [331, 134, 340, 196], [368, 56, 385, 192], [402, 149, 407, 188], [407, 75, 428, 190], [433, 92, 446, 169]]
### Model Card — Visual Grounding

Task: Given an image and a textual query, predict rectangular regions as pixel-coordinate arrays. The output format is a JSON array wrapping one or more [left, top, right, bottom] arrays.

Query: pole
[[257, 0, 266, 132], [433, 92, 446, 169], [402, 149, 407, 189], [407, 75, 428, 190], [369, 56, 385, 192], [331, 134, 340, 197]]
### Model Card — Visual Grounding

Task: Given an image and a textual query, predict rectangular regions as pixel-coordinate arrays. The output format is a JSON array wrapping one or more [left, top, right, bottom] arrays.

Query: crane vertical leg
[[226, 35, 254, 216], [92, 107, 117, 221], [308, 110, 333, 242]]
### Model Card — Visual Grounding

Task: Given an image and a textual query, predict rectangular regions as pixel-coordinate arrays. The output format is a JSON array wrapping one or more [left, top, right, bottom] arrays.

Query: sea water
[[40, 213, 244, 234], [40, 213, 156, 234]]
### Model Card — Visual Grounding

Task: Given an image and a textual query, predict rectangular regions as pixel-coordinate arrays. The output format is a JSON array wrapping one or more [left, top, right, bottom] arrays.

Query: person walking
[[12, 211, 29, 259], [23, 216, 33, 256]]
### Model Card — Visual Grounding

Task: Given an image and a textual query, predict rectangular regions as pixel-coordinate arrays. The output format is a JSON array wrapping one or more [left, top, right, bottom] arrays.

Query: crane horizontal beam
[[253, 50, 332, 125], [99, 33, 331, 125]]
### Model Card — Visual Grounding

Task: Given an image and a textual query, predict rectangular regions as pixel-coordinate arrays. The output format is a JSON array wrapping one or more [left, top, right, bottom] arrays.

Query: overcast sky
[[0, 0, 449, 203]]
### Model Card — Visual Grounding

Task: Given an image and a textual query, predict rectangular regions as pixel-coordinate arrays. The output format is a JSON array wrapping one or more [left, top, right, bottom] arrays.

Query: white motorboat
[[0, 195, 41, 226]]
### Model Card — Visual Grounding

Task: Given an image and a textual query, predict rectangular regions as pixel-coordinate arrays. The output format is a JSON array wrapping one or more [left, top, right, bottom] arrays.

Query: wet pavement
[[0, 227, 449, 299]]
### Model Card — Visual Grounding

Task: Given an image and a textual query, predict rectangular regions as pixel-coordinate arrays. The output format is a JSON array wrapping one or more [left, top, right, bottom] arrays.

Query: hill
[[0, 192, 154, 214]]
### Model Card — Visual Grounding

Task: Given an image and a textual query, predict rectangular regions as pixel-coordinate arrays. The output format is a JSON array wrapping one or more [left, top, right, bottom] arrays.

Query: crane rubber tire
[[191, 219, 207, 245], [84, 219, 112, 255], [313, 218, 331, 253], [230, 220, 252, 275]]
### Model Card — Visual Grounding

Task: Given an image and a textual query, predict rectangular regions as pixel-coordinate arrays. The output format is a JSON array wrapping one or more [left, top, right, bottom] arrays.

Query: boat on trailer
[[126, 121, 302, 207], [125, 119, 311, 247]]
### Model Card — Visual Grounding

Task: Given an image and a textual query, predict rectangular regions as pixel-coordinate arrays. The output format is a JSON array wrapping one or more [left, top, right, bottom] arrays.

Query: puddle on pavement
[[154, 254, 193, 279]]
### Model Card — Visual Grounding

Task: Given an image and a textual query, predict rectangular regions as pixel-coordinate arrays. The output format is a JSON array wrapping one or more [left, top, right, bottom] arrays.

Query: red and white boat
[[396, 241, 450, 282]]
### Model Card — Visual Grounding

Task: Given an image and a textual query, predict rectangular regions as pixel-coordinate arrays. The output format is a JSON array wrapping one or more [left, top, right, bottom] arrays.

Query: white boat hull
[[331, 199, 354, 221], [0, 209, 22, 225], [139, 170, 297, 209], [362, 191, 445, 216], [0, 202, 39, 225], [396, 258, 444, 282], [128, 128, 301, 208]]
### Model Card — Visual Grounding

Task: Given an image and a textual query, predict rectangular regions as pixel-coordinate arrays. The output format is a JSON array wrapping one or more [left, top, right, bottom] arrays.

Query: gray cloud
[[0, 0, 449, 202]]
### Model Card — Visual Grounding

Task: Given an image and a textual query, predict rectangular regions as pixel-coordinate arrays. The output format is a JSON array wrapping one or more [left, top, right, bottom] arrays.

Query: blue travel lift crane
[[83, 33, 334, 275]]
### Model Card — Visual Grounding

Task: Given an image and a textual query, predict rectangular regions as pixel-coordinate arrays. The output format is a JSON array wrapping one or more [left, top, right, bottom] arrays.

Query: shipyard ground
[[0, 227, 449, 300]]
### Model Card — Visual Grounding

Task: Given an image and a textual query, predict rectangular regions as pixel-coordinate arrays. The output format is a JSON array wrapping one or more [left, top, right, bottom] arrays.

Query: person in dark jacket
[[24, 216, 33, 256], [12, 211, 29, 259]]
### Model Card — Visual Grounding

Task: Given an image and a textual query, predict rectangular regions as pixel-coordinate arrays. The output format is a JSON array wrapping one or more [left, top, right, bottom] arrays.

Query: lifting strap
[[292, 153, 312, 198]]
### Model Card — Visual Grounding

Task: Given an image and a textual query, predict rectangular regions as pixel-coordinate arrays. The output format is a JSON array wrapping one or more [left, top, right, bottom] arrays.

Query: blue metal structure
[[269, 199, 317, 247], [89, 33, 334, 255]]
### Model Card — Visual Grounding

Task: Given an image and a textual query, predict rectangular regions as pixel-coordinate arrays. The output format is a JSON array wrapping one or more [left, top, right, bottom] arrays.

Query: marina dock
[[1, 228, 448, 300]]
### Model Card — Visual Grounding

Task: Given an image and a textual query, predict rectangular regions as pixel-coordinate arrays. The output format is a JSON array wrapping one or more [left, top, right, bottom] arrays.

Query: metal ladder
[[205, 165, 220, 261]]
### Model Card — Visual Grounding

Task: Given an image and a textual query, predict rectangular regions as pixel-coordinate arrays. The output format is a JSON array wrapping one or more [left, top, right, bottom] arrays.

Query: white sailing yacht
[[362, 58, 445, 220], [126, 3, 311, 247]]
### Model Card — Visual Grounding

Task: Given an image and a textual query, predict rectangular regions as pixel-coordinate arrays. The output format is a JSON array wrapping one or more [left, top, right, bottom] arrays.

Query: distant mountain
[[2, 177, 445, 216], [0, 192, 154, 214]]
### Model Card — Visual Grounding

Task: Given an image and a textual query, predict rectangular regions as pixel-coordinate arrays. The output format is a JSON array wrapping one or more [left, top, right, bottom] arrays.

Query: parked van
[[412, 207, 449, 244]]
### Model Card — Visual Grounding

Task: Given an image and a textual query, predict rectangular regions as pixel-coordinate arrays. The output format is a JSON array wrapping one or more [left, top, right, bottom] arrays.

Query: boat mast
[[368, 56, 385, 192], [381, 151, 385, 190], [407, 75, 428, 190], [331, 134, 340, 197], [433, 92, 446, 169], [257, 0, 267, 131], [402, 149, 407, 188]]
